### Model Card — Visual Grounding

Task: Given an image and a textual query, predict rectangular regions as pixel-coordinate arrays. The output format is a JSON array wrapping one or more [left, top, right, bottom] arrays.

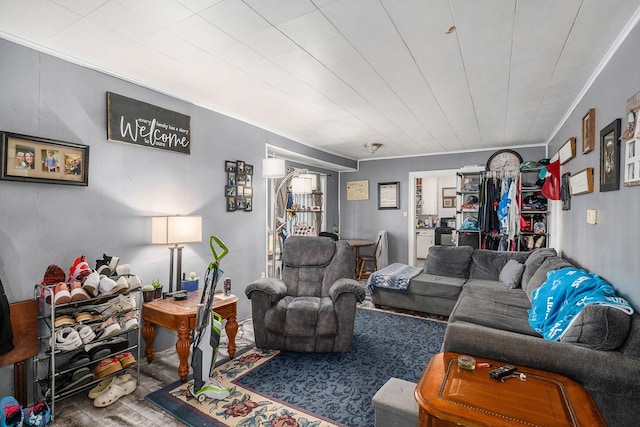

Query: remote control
[[489, 365, 517, 380]]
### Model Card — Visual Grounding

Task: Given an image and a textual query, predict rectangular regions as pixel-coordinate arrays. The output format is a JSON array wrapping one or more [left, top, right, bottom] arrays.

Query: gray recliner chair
[[245, 236, 365, 352]]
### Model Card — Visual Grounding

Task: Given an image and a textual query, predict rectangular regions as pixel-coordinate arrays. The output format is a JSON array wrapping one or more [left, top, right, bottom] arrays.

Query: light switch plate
[[587, 209, 598, 224]]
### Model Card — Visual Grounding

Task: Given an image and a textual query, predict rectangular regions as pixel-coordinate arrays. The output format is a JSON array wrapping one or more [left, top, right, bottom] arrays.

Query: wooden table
[[141, 290, 239, 382], [345, 239, 375, 279], [415, 352, 606, 427]]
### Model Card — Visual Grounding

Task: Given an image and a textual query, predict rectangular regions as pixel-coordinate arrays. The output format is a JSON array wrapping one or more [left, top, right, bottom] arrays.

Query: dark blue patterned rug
[[146, 308, 447, 427]]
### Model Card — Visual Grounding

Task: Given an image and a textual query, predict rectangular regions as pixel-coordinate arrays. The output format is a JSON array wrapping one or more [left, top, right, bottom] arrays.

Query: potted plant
[[142, 284, 155, 303], [152, 278, 163, 299]]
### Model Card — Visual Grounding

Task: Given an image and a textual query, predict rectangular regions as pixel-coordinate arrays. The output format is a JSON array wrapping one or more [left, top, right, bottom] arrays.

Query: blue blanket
[[366, 263, 423, 293], [528, 267, 634, 341]]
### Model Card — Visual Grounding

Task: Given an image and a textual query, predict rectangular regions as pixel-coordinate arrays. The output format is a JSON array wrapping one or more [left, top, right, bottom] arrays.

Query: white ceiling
[[1, 0, 639, 162]]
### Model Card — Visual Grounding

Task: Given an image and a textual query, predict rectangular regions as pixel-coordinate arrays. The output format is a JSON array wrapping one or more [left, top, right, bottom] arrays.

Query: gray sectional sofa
[[370, 246, 640, 426]]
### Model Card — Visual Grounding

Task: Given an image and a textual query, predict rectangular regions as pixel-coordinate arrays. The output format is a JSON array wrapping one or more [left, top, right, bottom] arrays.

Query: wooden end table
[[142, 290, 239, 382], [415, 352, 606, 427]]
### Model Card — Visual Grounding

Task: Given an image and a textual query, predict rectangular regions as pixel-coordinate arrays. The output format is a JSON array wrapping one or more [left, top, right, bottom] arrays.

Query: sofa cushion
[[423, 246, 474, 279], [407, 273, 465, 299], [524, 256, 573, 300], [499, 260, 525, 288], [620, 314, 640, 360], [449, 294, 539, 336], [561, 304, 632, 350], [521, 248, 558, 295], [469, 250, 529, 281], [461, 280, 532, 309]]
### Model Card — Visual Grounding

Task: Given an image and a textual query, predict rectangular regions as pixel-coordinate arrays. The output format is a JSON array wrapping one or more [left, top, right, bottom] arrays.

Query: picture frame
[[378, 181, 399, 209], [569, 168, 594, 195], [346, 180, 369, 201], [559, 137, 576, 164], [224, 159, 253, 212], [624, 138, 640, 186], [0, 132, 89, 186], [442, 187, 456, 208], [599, 118, 621, 192], [582, 108, 596, 154]]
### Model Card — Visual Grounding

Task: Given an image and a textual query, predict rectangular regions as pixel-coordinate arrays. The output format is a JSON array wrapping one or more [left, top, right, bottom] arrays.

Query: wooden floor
[[51, 318, 255, 426]]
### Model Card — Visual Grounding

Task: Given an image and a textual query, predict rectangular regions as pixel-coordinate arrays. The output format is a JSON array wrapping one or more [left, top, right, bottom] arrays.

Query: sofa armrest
[[245, 277, 287, 302], [442, 321, 640, 398], [329, 278, 366, 303]]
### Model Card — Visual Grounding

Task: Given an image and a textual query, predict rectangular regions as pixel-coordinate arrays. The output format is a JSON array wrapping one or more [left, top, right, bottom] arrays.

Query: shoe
[[112, 276, 129, 294], [54, 315, 76, 328], [57, 367, 94, 394], [67, 351, 91, 369], [77, 325, 96, 345], [68, 255, 91, 282], [525, 235, 534, 250], [88, 373, 133, 399], [0, 396, 23, 427], [96, 254, 119, 276], [51, 327, 83, 352], [75, 311, 97, 323], [86, 337, 129, 359], [70, 281, 90, 302], [115, 352, 136, 369], [93, 381, 135, 408], [97, 294, 136, 317], [98, 276, 117, 295], [126, 275, 142, 291], [535, 235, 546, 248], [95, 317, 121, 339], [53, 282, 71, 305], [22, 402, 50, 427], [119, 311, 138, 331], [93, 357, 123, 379], [83, 271, 100, 297], [114, 264, 130, 276]]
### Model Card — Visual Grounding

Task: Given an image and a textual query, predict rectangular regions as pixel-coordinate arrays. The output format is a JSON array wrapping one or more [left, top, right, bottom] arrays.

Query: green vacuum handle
[[209, 235, 228, 264]]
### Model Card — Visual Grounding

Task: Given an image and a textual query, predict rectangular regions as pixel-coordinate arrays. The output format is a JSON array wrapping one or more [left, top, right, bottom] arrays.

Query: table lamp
[[152, 215, 202, 292]]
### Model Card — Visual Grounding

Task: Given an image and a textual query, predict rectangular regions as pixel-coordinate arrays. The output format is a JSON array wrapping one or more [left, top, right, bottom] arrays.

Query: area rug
[[146, 308, 447, 427]]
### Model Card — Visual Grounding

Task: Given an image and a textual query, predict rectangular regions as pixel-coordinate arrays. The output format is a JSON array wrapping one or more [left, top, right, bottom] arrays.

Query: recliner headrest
[[283, 236, 336, 267]]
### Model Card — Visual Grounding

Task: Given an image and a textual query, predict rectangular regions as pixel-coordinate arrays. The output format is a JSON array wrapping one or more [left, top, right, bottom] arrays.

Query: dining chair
[[358, 232, 383, 279]]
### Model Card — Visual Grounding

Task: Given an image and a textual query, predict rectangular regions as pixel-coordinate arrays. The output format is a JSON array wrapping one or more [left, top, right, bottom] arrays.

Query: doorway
[[408, 169, 458, 267]]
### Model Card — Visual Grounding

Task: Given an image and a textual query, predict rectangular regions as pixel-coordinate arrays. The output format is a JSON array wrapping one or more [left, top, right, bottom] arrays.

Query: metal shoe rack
[[32, 283, 141, 421]]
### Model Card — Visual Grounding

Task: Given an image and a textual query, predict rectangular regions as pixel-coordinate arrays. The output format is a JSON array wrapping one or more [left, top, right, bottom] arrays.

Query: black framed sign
[[378, 181, 399, 209], [0, 132, 89, 186], [600, 118, 621, 192], [107, 92, 191, 154]]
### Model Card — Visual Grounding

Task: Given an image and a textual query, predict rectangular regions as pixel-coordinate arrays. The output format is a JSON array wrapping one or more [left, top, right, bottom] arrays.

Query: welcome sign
[[107, 92, 191, 154]]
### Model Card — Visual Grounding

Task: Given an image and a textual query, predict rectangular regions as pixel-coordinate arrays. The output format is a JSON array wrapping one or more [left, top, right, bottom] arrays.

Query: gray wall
[[0, 39, 343, 397], [339, 146, 546, 262], [547, 21, 640, 308]]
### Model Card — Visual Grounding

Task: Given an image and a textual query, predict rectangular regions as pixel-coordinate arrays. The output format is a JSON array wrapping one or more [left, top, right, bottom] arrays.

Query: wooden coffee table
[[415, 352, 606, 427], [142, 290, 238, 382]]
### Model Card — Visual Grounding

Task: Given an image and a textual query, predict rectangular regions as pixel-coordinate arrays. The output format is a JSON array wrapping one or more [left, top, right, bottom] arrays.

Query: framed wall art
[[569, 168, 594, 195], [442, 187, 456, 208], [0, 132, 89, 186], [561, 172, 571, 210], [623, 90, 640, 186], [346, 180, 369, 201], [599, 118, 621, 192], [224, 160, 253, 212], [378, 181, 399, 209], [582, 108, 596, 154], [558, 137, 576, 165]]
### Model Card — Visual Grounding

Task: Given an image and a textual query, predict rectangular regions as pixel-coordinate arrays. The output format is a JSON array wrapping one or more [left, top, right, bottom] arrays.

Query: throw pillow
[[521, 248, 558, 293], [525, 256, 573, 300], [423, 246, 474, 279], [499, 260, 525, 289], [561, 304, 632, 350]]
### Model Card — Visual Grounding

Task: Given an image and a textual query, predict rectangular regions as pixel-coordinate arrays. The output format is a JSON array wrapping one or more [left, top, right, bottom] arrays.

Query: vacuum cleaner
[[189, 235, 230, 402]]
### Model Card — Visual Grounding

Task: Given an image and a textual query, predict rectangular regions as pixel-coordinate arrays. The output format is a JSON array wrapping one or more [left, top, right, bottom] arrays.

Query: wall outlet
[[587, 209, 598, 224]]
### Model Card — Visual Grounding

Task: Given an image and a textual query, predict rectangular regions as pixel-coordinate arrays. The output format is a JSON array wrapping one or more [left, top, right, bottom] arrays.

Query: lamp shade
[[152, 215, 202, 245], [291, 176, 313, 194], [262, 158, 286, 178]]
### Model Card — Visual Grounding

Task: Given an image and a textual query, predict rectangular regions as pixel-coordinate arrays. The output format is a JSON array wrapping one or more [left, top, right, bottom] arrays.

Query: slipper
[[70, 281, 90, 301], [87, 337, 129, 359], [88, 373, 132, 399], [67, 351, 90, 369], [116, 352, 136, 369], [93, 382, 130, 408], [75, 311, 97, 323], [93, 357, 123, 379], [57, 369, 94, 394], [22, 402, 50, 427], [54, 315, 76, 328], [77, 325, 96, 344], [51, 327, 83, 352]]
